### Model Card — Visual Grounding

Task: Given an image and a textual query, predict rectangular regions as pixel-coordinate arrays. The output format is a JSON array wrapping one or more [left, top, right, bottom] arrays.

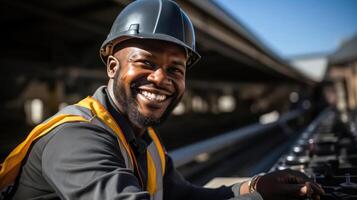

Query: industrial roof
[[329, 35, 357, 65]]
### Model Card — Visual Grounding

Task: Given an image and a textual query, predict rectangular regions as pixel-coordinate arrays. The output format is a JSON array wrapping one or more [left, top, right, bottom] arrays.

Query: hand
[[256, 169, 324, 200]]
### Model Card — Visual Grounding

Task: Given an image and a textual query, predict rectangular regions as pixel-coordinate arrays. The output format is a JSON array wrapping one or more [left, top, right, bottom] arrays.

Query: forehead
[[113, 39, 187, 58]]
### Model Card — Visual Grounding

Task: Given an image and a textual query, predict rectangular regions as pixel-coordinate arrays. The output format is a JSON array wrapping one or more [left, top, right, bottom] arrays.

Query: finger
[[280, 182, 318, 198], [300, 182, 313, 197], [286, 169, 309, 180], [309, 182, 325, 195], [301, 182, 325, 200], [289, 175, 307, 184], [281, 169, 309, 183], [279, 184, 307, 197]]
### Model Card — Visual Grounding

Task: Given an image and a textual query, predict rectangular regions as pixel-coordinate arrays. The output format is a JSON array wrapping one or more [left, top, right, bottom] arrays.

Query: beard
[[113, 76, 182, 128]]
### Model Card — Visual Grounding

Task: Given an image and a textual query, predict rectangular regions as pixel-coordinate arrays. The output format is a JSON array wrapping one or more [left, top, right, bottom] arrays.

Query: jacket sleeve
[[41, 123, 150, 200], [163, 155, 263, 200]]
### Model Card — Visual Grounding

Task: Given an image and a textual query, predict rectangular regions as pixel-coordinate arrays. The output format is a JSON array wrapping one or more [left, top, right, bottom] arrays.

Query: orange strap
[[146, 152, 157, 194], [76, 97, 167, 193], [1, 96, 167, 196], [146, 128, 167, 195], [0, 115, 89, 190], [148, 127, 166, 175], [75, 97, 136, 171]]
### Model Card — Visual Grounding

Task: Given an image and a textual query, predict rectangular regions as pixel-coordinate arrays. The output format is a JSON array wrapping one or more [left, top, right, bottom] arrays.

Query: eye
[[142, 60, 156, 68], [168, 66, 184, 76]]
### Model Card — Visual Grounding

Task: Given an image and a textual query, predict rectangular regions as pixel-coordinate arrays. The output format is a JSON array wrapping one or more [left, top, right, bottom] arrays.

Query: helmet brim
[[100, 33, 201, 68]]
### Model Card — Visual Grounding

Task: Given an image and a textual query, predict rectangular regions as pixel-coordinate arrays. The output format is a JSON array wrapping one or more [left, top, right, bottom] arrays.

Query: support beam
[[2, 0, 107, 36], [178, 0, 313, 85]]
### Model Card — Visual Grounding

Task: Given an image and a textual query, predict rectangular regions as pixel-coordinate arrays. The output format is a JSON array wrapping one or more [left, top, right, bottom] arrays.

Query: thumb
[[300, 183, 313, 197], [279, 183, 309, 197]]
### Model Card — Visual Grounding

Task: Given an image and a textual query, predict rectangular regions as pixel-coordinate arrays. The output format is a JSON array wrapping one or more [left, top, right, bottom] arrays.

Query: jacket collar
[[92, 86, 148, 155]]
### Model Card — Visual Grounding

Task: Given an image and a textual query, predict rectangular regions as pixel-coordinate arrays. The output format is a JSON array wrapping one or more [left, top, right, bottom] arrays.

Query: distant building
[[327, 35, 357, 112], [289, 53, 329, 82]]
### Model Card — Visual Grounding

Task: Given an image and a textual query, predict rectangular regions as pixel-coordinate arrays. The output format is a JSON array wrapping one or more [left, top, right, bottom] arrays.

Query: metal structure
[[0, 0, 316, 160], [169, 108, 310, 184], [171, 109, 304, 168], [327, 35, 357, 112]]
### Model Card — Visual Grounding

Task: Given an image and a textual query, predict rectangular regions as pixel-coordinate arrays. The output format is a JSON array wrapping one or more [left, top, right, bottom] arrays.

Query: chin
[[128, 109, 162, 128], [141, 110, 164, 120]]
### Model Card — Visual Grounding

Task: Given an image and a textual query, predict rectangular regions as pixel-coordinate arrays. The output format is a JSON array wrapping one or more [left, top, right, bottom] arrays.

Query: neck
[[131, 125, 146, 137], [107, 83, 146, 137]]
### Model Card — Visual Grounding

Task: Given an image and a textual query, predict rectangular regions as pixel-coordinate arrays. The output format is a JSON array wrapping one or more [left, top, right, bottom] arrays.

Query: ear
[[107, 55, 120, 79]]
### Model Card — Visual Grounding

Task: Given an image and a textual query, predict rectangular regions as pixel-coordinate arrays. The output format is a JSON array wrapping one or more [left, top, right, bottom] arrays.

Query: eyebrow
[[128, 50, 155, 60], [171, 60, 186, 67], [127, 48, 186, 67]]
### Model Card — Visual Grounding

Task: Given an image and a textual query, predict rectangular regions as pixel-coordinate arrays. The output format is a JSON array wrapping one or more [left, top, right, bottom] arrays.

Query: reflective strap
[[0, 115, 88, 190], [148, 128, 166, 175], [66, 104, 134, 170], [0, 95, 167, 198], [147, 128, 166, 200], [75, 97, 145, 187], [147, 144, 164, 200], [76, 97, 167, 198], [75, 96, 134, 168], [146, 152, 157, 196]]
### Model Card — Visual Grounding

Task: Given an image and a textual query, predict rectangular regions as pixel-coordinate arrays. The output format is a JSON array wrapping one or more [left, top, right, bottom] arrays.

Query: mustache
[[130, 79, 173, 95], [130, 77, 152, 88]]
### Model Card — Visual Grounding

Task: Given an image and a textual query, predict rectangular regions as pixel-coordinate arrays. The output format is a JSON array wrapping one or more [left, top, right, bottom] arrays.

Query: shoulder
[[36, 121, 129, 173], [35, 121, 119, 152], [30, 121, 126, 168], [15, 121, 123, 197]]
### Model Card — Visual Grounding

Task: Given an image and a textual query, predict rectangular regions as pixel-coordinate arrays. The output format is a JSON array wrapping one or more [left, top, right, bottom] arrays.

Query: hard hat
[[100, 0, 201, 68]]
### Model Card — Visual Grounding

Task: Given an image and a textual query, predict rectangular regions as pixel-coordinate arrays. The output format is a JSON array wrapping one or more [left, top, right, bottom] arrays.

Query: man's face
[[109, 39, 187, 128]]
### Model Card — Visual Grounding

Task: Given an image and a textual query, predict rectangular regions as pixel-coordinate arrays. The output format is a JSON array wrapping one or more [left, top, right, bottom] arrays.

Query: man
[[0, 0, 323, 199]]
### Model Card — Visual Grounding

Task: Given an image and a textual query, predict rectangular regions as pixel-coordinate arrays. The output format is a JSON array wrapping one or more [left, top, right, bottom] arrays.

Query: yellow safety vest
[[0, 96, 166, 200]]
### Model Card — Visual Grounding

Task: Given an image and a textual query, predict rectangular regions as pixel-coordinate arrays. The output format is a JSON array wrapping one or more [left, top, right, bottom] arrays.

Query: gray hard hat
[[100, 0, 201, 68]]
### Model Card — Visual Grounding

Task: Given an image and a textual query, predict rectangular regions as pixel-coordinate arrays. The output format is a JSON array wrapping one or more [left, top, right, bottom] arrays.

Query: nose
[[147, 68, 172, 87]]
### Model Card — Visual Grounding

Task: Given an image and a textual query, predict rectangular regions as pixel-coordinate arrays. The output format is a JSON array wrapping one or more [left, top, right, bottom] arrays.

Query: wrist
[[248, 173, 265, 193]]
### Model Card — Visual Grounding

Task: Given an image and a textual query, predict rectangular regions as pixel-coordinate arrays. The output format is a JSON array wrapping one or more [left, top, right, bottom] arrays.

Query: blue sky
[[213, 0, 357, 59]]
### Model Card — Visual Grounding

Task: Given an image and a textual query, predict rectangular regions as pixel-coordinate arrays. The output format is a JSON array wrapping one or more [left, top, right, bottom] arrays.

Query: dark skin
[[105, 39, 324, 200], [107, 39, 186, 136]]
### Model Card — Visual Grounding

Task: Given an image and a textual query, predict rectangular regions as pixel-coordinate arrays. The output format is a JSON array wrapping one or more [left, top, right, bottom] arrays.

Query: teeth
[[140, 90, 167, 102]]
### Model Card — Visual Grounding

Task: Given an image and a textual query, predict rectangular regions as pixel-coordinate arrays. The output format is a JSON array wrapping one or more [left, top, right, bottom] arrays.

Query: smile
[[139, 90, 167, 102], [138, 90, 168, 103]]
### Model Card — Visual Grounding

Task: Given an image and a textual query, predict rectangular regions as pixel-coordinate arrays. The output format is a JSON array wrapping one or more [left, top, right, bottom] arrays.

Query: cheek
[[118, 67, 137, 86], [125, 67, 138, 77], [176, 80, 185, 96], [121, 67, 147, 83]]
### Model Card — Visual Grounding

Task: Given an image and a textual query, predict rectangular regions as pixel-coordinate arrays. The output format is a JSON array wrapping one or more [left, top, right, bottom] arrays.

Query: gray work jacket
[[11, 86, 263, 200]]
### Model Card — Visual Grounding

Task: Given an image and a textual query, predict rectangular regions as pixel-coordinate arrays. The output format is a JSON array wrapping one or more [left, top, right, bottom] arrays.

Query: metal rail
[[269, 108, 334, 172], [169, 109, 305, 168]]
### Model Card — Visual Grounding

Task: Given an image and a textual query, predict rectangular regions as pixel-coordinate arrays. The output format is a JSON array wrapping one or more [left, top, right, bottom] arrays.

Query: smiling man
[[0, 0, 324, 200], [107, 39, 187, 135]]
